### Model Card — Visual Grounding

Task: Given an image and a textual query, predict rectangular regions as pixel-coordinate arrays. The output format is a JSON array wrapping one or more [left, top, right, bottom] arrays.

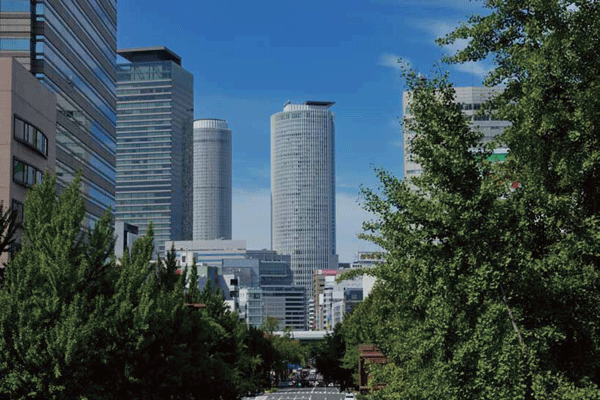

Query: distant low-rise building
[[351, 251, 384, 299], [167, 239, 306, 329], [166, 239, 247, 267], [312, 269, 338, 330], [321, 273, 363, 330]]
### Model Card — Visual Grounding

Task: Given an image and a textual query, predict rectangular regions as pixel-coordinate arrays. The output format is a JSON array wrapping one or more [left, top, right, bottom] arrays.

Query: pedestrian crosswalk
[[244, 386, 350, 400]]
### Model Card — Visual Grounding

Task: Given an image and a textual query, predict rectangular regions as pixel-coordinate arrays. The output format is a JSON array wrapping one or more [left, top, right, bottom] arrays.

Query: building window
[[0, 0, 30, 11], [13, 158, 43, 188], [0, 38, 30, 51], [13, 116, 48, 156], [11, 199, 24, 226]]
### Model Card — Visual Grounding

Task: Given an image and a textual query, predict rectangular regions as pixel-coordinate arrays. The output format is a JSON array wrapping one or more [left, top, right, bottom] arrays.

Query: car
[[344, 394, 356, 400]]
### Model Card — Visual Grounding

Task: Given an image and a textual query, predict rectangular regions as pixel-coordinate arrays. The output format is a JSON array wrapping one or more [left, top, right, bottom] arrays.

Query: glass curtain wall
[[115, 55, 193, 256]]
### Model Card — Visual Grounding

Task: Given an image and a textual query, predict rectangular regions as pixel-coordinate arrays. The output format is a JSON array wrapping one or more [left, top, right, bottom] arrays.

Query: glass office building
[[271, 101, 338, 299], [0, 0, 118, 226], [115, 47, 193, 255]]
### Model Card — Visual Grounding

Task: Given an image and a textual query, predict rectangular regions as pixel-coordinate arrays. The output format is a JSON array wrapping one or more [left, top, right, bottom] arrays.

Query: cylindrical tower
[[193, 119, 232, 240], [271, 101, 338, 299]]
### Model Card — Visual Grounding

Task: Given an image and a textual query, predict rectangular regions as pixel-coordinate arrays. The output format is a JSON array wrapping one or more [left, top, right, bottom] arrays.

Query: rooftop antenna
[[284, 99, 291, 107]]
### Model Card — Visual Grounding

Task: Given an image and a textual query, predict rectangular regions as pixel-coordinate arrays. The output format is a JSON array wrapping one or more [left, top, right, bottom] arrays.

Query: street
[[245, 387, 350, 400]]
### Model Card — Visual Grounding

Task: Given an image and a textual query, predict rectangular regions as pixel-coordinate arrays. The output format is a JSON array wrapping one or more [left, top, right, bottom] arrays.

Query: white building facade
[[193, 119, 232, 240], [403, 86, 510, 179], [271, 101, 338, 299]]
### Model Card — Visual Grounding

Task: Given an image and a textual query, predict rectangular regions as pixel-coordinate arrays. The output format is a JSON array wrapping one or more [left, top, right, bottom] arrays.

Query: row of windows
[[0, 38, 29, 51], [194, 139, 228, 143], [116, 82, 172, 92], [45, 0, 116, 67], [117, 114, 171, 122], [117, 205, 170, 212], [38, 42, 116, 125], [57, 127, 115, 183], [116, 87, 171, 95], [118, 107, 171, 116], [13, 158, 43, 188], [117, 101, 171, 109], [38, 7, 115, 92], [116, 199, 171, 206], [116, 191, 170, 199], [116, 147, 172, 154], [117, 94, 171, 102], [457, 102, 483, 111], [0, 0, 30, 11], [14, 116, 48, 156], [56, 163, 115, 210], [118, 64, 172, 73], [117, 121, 171, 128], [117, 72, 172, 81], [114, 211, 171, 219], [274, 112, 330, 121]]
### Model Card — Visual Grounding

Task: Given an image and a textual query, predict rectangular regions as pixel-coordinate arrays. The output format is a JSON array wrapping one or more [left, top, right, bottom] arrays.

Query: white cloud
[[232, 188, 379, 263], [416, 20, 492, 82], [419, 21, 467, 53], [378, 53, 411, 70], [373, 0, 484, 12], [425, 0, 485, 12], [452, 61, 493, 79]]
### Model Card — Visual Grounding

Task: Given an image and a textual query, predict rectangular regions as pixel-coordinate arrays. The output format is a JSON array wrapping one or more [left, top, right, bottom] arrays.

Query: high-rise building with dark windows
[[0, 0, 118, 227], [115, 47, 193, 255]]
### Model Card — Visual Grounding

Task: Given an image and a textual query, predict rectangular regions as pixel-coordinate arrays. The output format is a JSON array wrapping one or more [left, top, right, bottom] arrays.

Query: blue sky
[[117, 0, 491, 262]]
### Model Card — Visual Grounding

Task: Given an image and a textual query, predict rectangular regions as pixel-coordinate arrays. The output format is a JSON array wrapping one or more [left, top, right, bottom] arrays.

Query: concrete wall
[[0, 57, 56, 255]]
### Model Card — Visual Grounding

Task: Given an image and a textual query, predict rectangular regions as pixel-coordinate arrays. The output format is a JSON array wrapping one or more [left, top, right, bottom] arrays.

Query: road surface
[[245, 387, 350, 400]]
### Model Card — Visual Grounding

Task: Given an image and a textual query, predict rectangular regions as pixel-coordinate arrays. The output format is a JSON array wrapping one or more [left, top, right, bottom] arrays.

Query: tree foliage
[[0, 202, 18, 260], [314, 324, 354, 390], [350, 1, 600, 398], [0, 173, 292, 399]]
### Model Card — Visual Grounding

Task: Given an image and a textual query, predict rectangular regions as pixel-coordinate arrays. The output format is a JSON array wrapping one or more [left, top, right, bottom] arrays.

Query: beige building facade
[[0, 57, 56, 254]]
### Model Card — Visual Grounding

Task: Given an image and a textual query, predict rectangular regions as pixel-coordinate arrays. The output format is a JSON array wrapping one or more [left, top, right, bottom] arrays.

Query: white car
[[344, 394, 356, 400]]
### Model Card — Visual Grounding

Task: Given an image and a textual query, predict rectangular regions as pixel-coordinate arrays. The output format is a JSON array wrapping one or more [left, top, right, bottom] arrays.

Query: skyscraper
[[403, 86, 510, 178], [193, 119, 232, 240], [115, 47, 193, 255], [271, 101, 338, 299], [0, 0, 118, 227]]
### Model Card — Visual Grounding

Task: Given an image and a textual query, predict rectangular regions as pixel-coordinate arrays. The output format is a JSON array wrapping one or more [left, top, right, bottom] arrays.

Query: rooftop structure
[[117, 47, 182, 65]]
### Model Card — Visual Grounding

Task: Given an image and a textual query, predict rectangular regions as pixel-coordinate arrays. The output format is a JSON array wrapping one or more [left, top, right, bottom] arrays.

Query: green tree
[[314, 324, 354, 390], [0, 202, 20, 285], [354, 1, 600, 397], [0, 173, 118, 398], [0, 174, 260, 399], [0, 202, 18, 260]]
